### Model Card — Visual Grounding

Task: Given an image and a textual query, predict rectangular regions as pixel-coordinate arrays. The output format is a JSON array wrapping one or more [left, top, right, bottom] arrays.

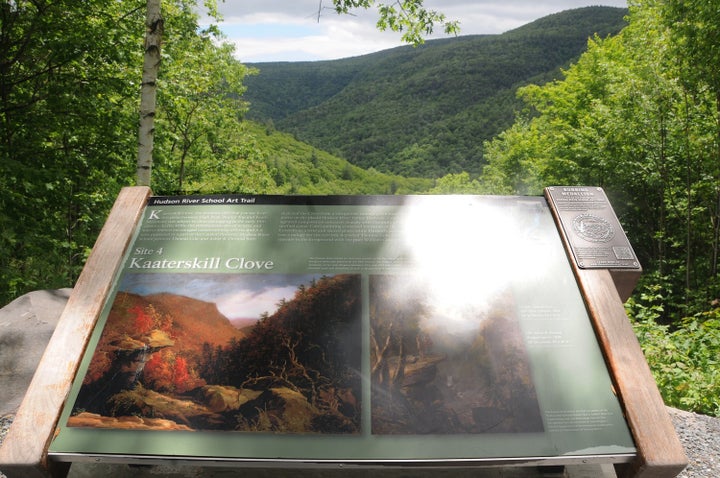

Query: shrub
[[627, 285, 720, 417]]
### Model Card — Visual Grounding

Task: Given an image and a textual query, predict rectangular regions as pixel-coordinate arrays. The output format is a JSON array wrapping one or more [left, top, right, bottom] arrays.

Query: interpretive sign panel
[[48, 194, 635, 466]]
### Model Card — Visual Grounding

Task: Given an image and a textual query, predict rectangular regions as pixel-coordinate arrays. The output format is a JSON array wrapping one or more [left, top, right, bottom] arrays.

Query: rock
[[268, 387, 319, 432], [239, 387, 320, 432], [107, 329, 176, 390], [400, 354, 446, 388], [198, 385, 261, 413], [67, 411, 193, 431], [0, 288, 72, 416], [144, 329, 175, 348], [103, 386, 223, 429]]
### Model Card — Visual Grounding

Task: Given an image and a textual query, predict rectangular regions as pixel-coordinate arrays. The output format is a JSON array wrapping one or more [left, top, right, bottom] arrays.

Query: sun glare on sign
[[395, 197, 554, 336]]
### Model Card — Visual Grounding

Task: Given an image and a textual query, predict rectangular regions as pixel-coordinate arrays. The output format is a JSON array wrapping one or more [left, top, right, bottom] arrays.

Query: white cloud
[[209, 1, 629, 62], [226, 18, 403, 62], [215, 285, 297, 319]]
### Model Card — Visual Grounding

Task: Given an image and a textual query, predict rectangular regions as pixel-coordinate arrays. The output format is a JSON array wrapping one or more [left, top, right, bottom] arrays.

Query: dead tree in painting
[[281, 333, 325, 405], [369, 279, 426, 391]]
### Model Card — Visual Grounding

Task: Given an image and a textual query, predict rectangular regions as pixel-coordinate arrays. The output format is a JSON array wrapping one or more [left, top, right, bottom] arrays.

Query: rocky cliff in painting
[[69, 274, 362, 434]]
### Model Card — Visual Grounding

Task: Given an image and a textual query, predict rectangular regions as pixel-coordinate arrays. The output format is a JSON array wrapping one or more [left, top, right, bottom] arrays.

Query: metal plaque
[[546, 187, 640, 270]]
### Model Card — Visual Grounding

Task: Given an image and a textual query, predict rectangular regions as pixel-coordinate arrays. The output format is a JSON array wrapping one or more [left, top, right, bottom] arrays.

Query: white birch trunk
[[136, 0, 163, 187]]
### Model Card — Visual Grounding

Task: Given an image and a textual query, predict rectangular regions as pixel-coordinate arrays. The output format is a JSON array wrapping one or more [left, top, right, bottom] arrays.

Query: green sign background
[[49, 195, 635, 465]]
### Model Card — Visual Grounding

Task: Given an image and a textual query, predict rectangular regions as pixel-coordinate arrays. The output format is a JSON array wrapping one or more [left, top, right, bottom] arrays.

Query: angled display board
[[47, 193, 637, 467]]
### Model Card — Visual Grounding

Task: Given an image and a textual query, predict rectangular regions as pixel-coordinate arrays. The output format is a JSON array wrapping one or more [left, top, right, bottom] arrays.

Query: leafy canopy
[[333, 0, 460, 45]]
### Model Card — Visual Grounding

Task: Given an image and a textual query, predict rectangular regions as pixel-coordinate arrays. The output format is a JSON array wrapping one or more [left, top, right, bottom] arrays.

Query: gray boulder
[[0, 289, 71, 416]]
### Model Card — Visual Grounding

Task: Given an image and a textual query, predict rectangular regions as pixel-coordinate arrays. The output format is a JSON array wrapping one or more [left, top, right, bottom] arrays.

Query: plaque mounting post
[[545, 186, 687, 478], [544, 186, 642, 302]]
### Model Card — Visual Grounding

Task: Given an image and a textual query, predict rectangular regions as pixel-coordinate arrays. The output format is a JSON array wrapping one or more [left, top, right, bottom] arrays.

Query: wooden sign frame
[[0, 186, 687, 477]]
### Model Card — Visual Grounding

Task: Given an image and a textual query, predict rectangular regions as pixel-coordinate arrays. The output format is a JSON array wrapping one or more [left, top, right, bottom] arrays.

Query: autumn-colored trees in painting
[[70, 274, 362, 433]]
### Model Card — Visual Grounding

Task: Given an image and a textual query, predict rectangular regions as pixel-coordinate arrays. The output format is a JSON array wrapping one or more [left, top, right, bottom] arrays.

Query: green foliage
[[0, 0, 141, 302], [334, 0, 460, 46], [236, 122, 433, 195], [428, 172, 484, 194], [474, 1, 720, 415], [627, 283, 720, 416], [243, 7, 628, 178], [481, 2, 720, 317], [151, 3, 257, 194], [0, 0, 260, 304]]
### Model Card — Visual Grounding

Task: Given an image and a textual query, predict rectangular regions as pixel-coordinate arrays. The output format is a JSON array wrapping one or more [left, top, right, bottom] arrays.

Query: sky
[[207, 0, 629, 63], [119, 273, 320, 320]]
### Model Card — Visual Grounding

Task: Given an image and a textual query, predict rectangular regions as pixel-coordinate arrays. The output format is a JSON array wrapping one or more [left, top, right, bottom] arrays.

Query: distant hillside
[[242, 121, 433, 194], [243, 7, 628, 178], [144, 293, 245, 356]]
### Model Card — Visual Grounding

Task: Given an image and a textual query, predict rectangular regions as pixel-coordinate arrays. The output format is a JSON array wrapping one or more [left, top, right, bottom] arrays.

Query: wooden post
[[575, 268, 688, 478], [544, 188, 688, 478], [0, 187, 151, 478]]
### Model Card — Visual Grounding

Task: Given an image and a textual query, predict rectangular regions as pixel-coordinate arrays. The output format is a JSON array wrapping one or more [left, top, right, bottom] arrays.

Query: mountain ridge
[[242, 6, 628, 178]]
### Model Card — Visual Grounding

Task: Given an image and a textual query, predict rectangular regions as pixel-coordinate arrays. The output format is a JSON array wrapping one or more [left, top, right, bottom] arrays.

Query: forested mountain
[[0, 0, 429, 304], [243, 7, 628, 177], [241, 122, 433, 195]]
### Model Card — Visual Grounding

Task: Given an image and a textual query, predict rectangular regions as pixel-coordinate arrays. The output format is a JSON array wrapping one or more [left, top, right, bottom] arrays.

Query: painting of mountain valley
[[370, 275, 544, 435], [68, 273, 362, 434]]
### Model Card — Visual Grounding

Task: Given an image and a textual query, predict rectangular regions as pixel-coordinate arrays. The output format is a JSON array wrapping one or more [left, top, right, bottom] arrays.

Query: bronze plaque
[[546, 187, 640, 269]]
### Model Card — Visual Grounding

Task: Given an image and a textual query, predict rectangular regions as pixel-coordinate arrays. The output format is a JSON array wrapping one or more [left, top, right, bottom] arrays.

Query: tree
[[0, 0, 238, 303], [0, 0, 141, 302], [135, 0, 459, 188], [334, 0, 459, 46], [480, 2, 720, 316], [369, 276, 427, 389], [429, 172, 483, 194], [663, 0, 720, 278], [137, 0, 163, 186], [172, 355, 191, 392], [150, 4, 259, 193]]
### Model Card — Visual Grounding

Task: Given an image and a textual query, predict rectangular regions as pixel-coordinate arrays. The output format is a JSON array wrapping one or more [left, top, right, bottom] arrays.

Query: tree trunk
[[712, 91, 720, 278], [136, 0, 163, 187]]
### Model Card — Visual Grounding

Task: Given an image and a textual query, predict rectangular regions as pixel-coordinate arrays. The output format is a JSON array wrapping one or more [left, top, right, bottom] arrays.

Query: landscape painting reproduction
[[370, 275, 544, 435], [68, 273, 362, 434]]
